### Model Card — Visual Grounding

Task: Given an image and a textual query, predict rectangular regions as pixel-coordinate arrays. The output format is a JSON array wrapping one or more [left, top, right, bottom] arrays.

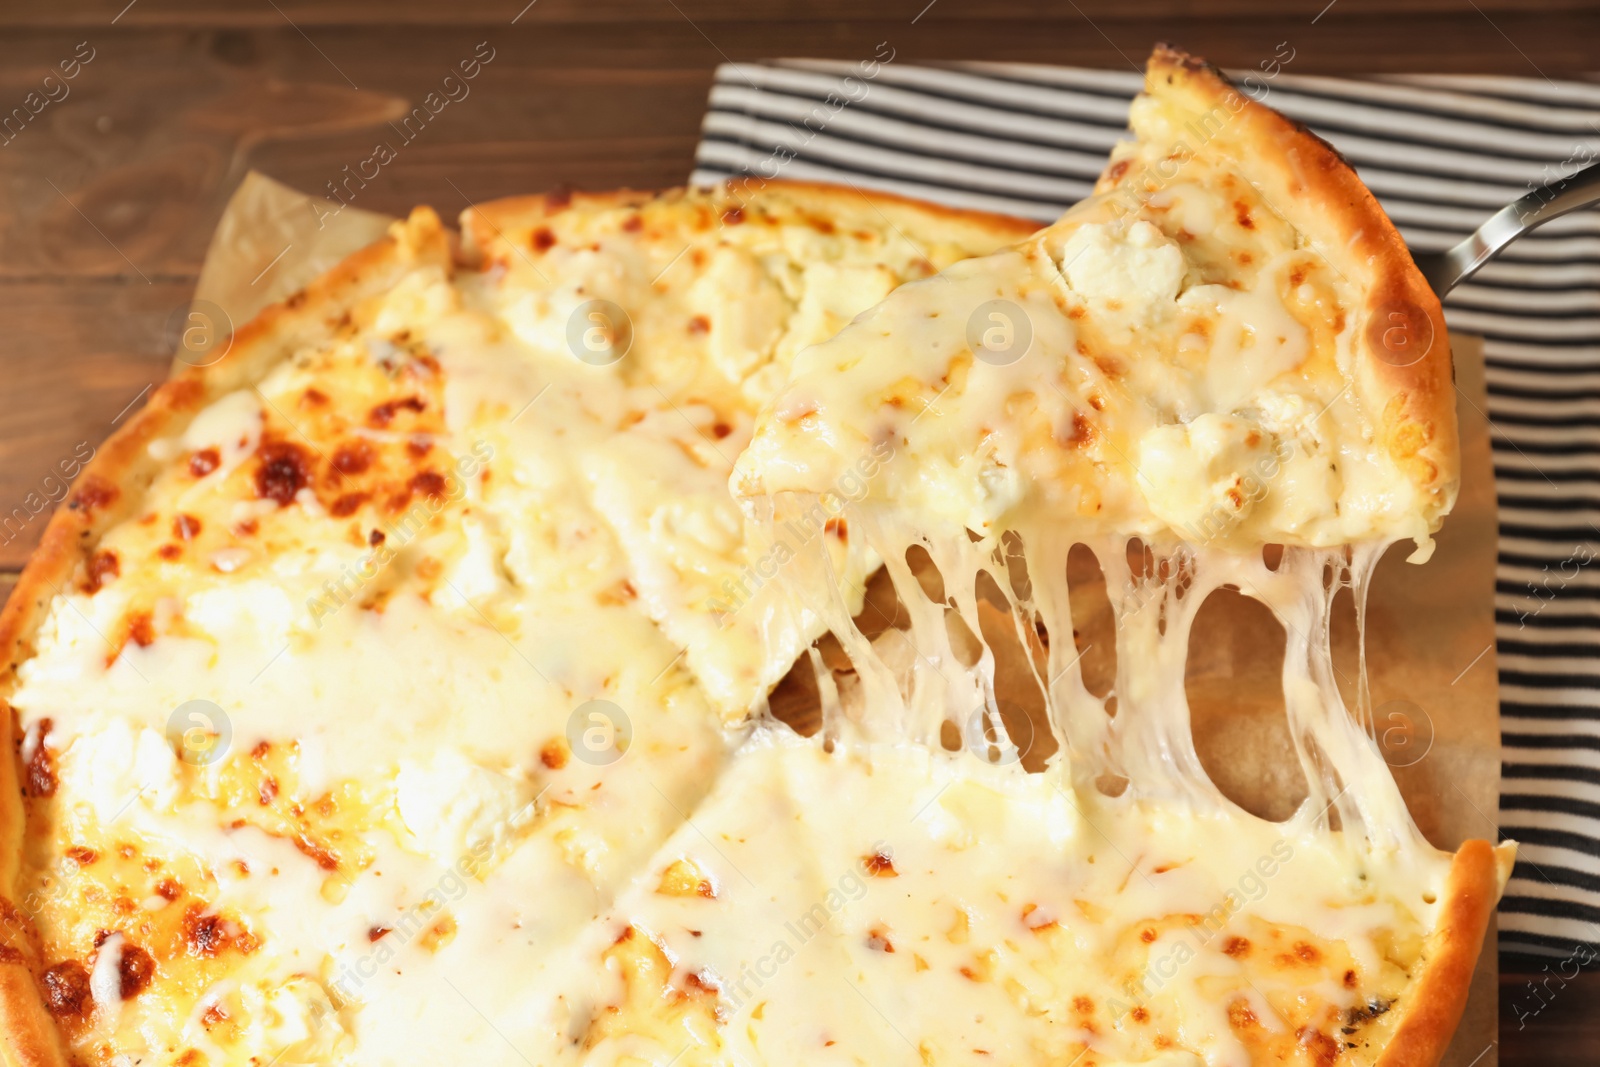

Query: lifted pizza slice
[[734, 48, 1456, 560]]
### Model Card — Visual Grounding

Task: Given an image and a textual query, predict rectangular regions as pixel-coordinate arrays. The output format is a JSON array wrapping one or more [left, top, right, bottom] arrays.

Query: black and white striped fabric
[[690, 59, 1600, 961]]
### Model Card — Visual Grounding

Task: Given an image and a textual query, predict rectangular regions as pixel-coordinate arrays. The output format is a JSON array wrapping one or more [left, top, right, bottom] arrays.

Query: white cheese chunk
[[394, 750, 534, 868], [89, 933, 126, 1018], [59, 721, 181, 823], [1054, 220, 1185, 318], [181, 388, 263, 474], [1137, 414, 1276, 541]]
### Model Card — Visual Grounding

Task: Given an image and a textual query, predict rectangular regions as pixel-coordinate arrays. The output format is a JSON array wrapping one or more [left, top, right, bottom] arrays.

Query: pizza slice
[[0, 181, 1034, 1065], [457, 184, 1036, 718], [734, 49, 1456, 561], [535, 735, 1511, 1067]]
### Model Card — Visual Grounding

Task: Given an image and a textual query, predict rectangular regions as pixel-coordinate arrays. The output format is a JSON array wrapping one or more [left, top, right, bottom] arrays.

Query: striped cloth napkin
[[690, 58, 1600, 961]]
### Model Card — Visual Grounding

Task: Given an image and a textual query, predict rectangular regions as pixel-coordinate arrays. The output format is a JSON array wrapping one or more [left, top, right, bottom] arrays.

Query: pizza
[[0, 43, 1507, 1067], [538, 737, 1508, 1067]]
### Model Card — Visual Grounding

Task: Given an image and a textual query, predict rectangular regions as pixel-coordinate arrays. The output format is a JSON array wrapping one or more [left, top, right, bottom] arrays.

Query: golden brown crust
[[731, 178, 1043, 243], [1375, 840, 1514, 1067], [460, 177, 1041, 263], [1105, 45, 1458, 532], [0, 965, 68, 1067]]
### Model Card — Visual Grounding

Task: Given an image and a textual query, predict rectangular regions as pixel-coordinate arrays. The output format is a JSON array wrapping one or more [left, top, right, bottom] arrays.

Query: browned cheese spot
[[41, 961, 92, 1017], [68, 475, 119, 516], [188, 448, 221, 478], [332, 441, 375, 477], [116, 943, 155, 999], [255, 441, 313, 506], [25, 718, 56, 798], [409, 471, 449, 501], [369, 396, 426, 428], [864, 850, 898, 878], [84, 550, 120, 593], [1296, 1026, 1341, 1067]]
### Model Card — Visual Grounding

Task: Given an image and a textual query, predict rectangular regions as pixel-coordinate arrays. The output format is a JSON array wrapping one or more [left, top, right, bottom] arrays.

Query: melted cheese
[[13, 224, 730, 1065], [724, 103, 1440, 845], [459, 186, 1029, 716], [695, 62, 1493, 1067]]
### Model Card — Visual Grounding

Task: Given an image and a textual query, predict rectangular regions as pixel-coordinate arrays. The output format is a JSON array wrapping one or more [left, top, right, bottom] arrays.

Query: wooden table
[[2, 0, 1597, 1061]]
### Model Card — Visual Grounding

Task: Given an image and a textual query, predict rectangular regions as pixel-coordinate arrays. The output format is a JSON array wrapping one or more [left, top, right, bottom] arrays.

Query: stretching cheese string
[[755, 495, 1425, 855]]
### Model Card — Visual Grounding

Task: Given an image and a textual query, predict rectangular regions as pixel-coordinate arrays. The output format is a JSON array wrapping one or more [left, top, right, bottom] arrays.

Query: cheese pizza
[[536, 737, 1508, 1067], [0, 43, 1507, 1067]]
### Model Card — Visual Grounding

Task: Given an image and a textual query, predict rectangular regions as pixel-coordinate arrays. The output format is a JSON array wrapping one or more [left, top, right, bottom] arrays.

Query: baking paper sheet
[[186, 171, 394, 371]]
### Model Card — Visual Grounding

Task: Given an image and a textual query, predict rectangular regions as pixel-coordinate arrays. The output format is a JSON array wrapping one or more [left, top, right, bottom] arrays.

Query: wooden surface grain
[[0, 0, 1596, 1057]]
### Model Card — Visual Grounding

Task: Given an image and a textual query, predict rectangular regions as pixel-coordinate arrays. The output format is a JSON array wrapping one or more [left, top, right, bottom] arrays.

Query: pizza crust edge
[[457, 178, 1043, 262], [1375, 839, 1515, 1067]]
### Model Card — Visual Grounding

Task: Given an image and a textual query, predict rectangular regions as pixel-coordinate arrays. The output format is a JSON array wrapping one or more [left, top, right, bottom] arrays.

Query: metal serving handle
[[1412, 159, 1600, 297]]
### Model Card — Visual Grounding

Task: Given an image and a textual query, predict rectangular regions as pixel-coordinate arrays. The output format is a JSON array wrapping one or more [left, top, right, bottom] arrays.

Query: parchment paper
[[186, 172, 395, 371], [188, 174, 1502, 1064]]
